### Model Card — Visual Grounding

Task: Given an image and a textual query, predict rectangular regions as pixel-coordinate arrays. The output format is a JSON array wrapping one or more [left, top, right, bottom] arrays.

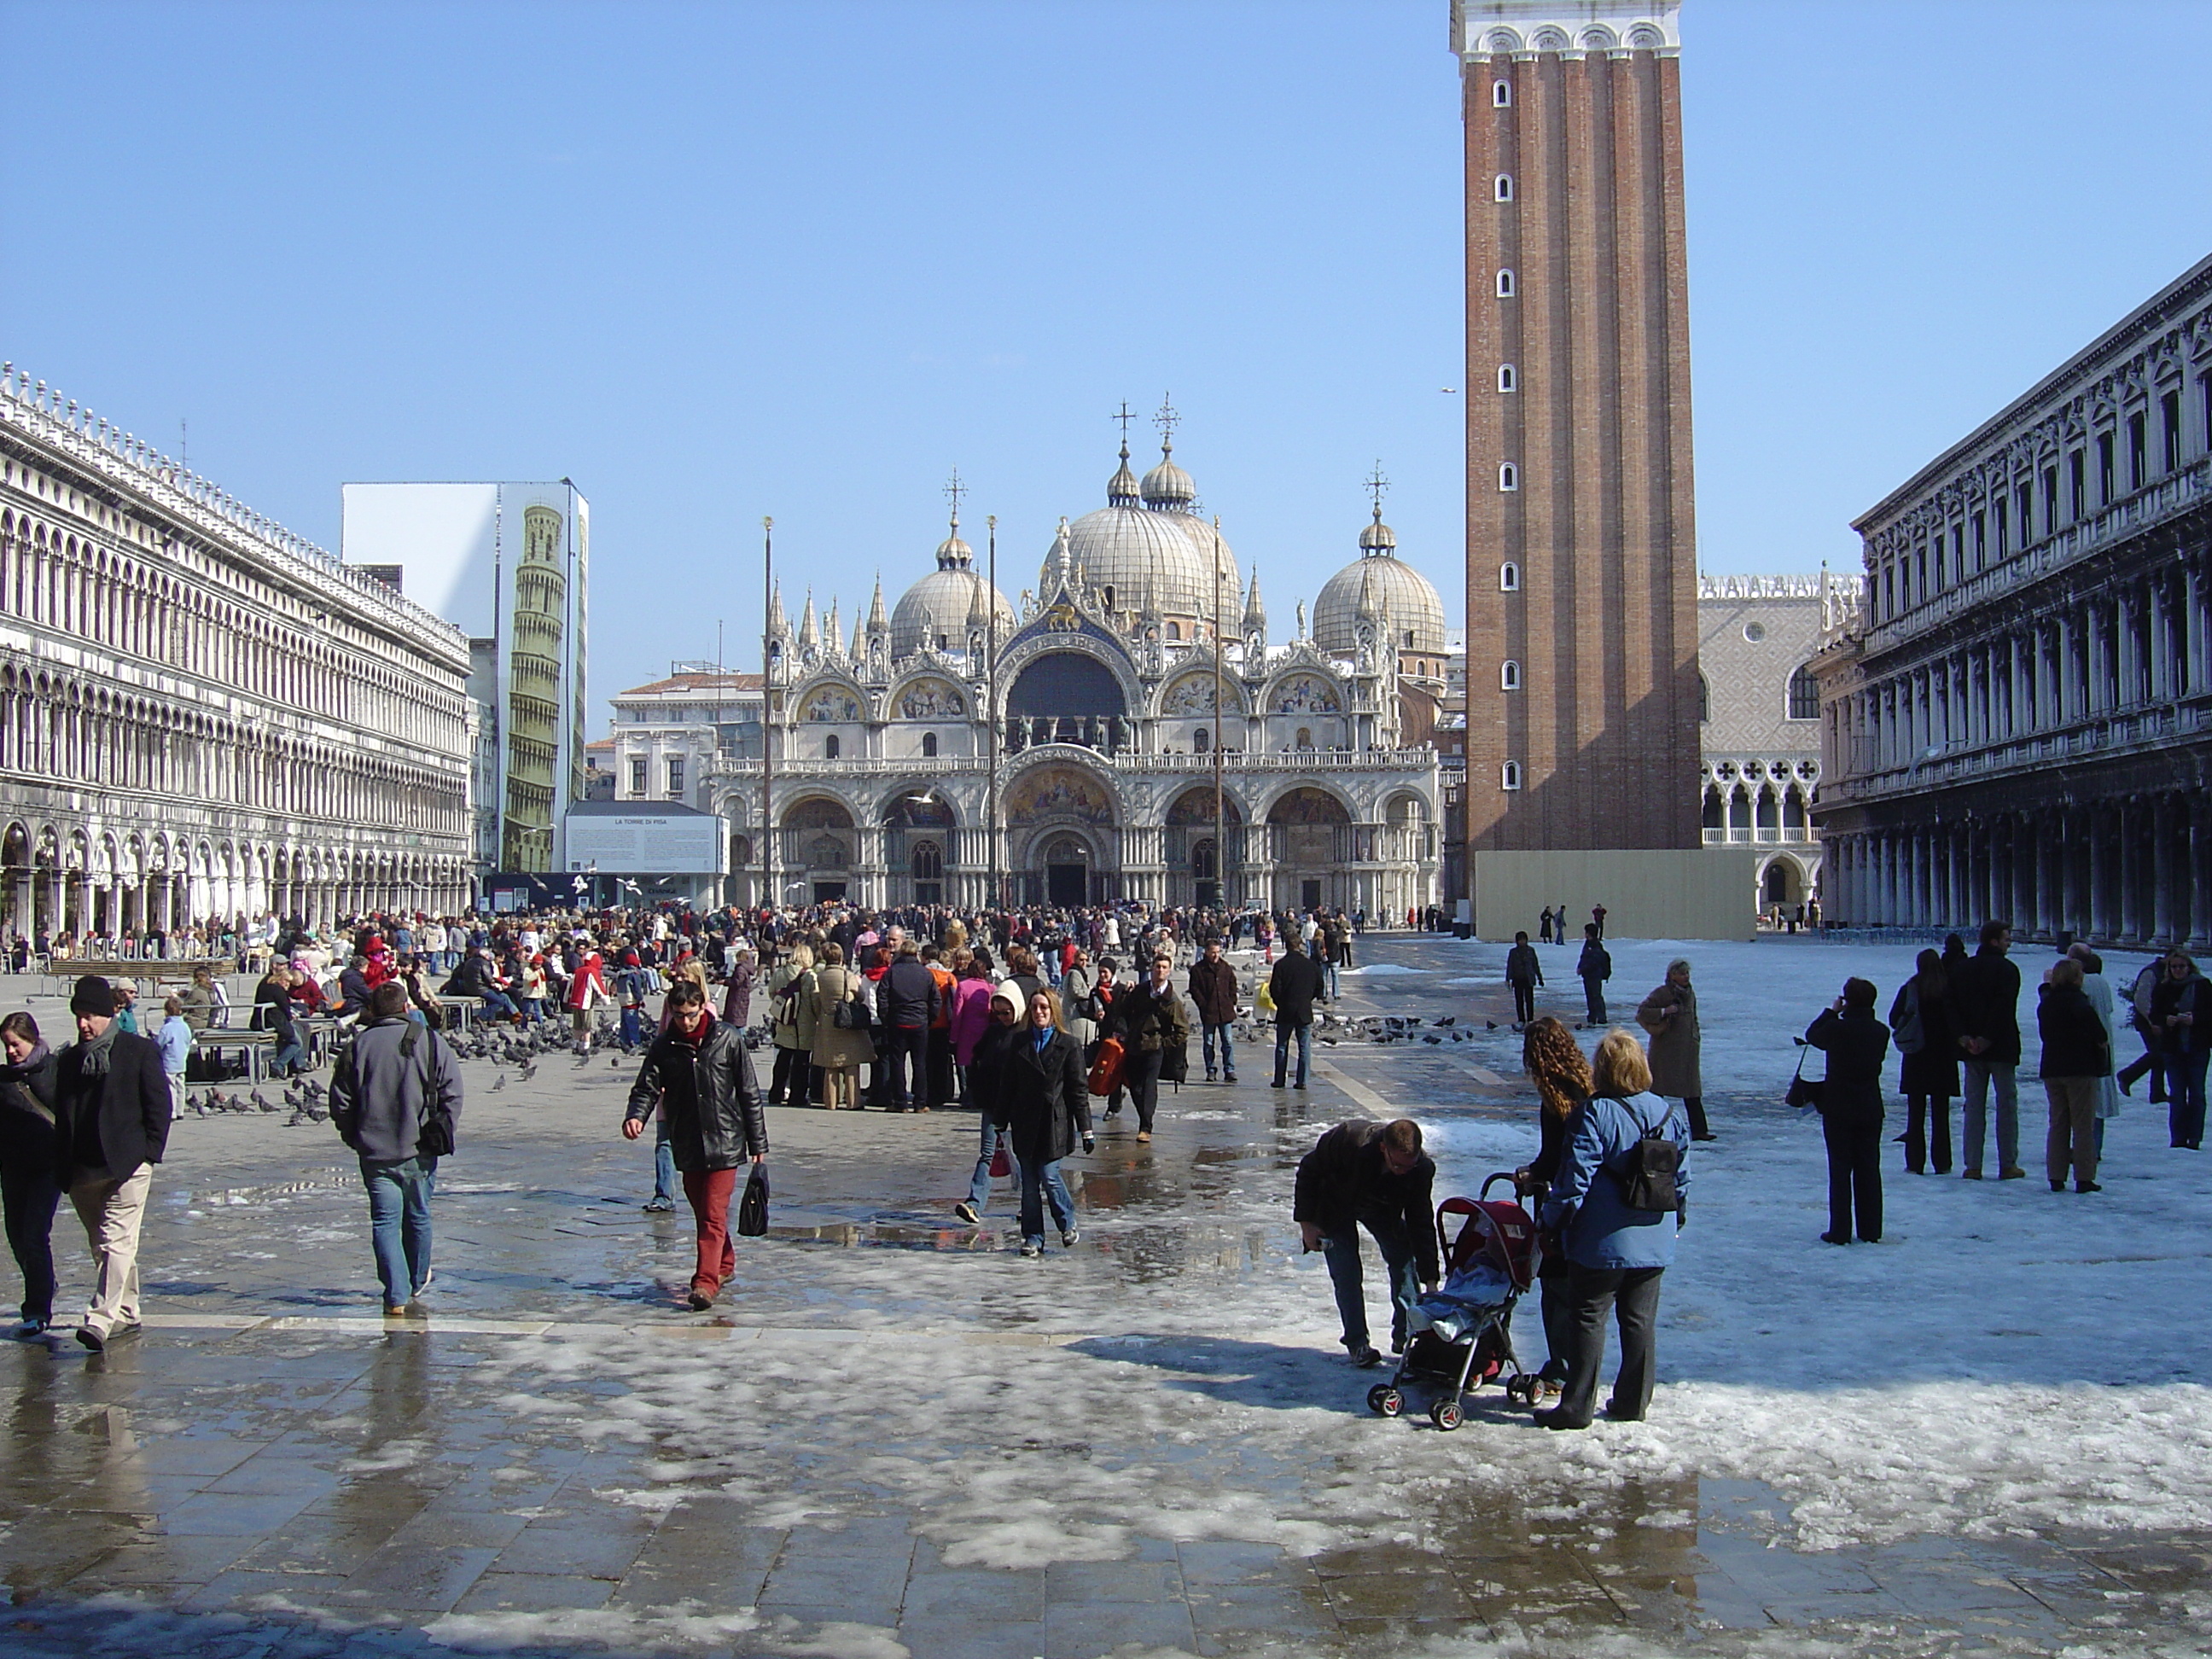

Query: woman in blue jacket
[[1537, 1028, 1689, 1430]]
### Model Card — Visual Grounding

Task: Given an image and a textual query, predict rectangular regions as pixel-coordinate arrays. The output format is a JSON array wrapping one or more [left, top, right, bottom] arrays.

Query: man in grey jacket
[[329, 983, 463, 1316]]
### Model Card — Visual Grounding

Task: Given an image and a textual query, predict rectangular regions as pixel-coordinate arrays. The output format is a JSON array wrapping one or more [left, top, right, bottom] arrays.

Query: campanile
[[1454, 1, 1701, 853]]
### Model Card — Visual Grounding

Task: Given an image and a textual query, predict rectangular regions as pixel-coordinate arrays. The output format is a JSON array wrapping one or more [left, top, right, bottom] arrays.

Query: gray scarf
[[73, 1022, 120, 1079]]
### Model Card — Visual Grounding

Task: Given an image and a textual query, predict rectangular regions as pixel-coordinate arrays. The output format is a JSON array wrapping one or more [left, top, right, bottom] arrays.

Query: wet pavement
[[2, 934, 2209, 1657]]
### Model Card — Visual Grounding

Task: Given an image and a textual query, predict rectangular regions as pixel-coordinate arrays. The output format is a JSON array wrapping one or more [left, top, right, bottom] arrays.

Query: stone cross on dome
[[1155, 393, 1179, 452], [1365, 462, 1389, 515], [1113, 402, 1137, 444], [944, 467, 965, 531]]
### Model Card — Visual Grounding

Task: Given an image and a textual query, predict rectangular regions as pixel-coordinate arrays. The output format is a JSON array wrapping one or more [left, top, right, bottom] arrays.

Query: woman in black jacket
[[1889, 950, 1960, 1174], [1805, 978, 1891, 1245], [2038, 958, 2110, 1191], [0, 1013, 61, 1336], [1516, 1016, 1591, 1397], [621, 980, 767, 1311], [991, 989, 1093, 1258]]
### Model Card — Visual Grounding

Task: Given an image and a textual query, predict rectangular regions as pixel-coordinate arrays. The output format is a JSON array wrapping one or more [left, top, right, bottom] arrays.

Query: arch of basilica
[[708, 422, 1447, 915]]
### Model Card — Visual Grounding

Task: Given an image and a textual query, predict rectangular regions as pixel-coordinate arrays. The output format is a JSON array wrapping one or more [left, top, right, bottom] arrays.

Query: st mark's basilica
[[707, 418, 1448, 916]]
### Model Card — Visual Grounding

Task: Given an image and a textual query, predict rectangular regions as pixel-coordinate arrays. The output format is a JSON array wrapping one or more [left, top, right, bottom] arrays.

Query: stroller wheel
[[1504, 1375, 1534, 1406], [1429, 1397, 1464, 1432], [1368, 1384, 1403, 1417]]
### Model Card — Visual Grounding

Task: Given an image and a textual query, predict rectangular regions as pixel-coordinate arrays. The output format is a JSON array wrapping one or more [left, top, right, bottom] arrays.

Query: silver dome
[[1313, 518, 1447, 661], [891, 519, 1013, 659]]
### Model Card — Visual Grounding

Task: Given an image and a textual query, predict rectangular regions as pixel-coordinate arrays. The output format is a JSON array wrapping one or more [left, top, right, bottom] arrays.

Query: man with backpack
[[1294, 1118, 1440, 1368], [329, 983, 463, 1318]]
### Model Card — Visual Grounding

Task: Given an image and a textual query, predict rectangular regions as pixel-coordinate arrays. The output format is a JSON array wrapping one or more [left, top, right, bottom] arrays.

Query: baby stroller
[[1365, 1174, 1540, 1430]]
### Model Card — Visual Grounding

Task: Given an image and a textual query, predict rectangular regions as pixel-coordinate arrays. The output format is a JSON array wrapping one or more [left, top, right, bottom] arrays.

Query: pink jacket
[[948, 975, 998, 1067]]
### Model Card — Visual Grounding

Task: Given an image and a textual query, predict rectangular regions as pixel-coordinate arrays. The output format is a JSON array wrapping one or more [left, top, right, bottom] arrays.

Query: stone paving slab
[[0, 938, 2210, 1655]]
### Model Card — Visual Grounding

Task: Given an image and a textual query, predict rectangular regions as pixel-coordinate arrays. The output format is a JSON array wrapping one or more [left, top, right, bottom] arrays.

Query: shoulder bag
[[1784, 1044, 1825, 1111]]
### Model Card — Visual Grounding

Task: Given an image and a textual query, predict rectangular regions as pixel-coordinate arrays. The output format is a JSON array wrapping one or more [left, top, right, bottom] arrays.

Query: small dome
[[1106, 441, 1141, 508], [1358, 506, 1397, 552], [1139, 440, 1196, 509], [936, 531, 974, 565]]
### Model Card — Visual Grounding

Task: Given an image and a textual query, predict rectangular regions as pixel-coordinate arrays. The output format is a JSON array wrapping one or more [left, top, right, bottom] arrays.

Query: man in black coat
[[1187, 939, 1239, 1084], [1505, 931, 1545, 1029], [1575, 924, 1611, 1027], [1267, 936, 1326, 1090], [1293, 1118, 1441, 1366], [1805, 979, 1891, 1244], [624, 978, 767, 1310], [1952, 920, 2024, 1179], [876, 940, 940, 1112], [53, 975, 172, 1350]]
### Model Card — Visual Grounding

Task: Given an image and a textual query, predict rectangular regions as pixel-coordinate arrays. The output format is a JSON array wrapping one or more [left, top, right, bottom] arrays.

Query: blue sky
[[5, 1, 2209, 713]]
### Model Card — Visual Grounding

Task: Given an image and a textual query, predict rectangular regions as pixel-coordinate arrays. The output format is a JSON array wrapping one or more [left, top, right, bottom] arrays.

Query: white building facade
[[707, 429, 1447, 915], [0, 369, 474, 937], [1697, 573, 1834, 910]]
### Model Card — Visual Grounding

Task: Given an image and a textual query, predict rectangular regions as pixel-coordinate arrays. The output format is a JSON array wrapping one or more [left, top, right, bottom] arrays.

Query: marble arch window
[[1496, 269, 1516, 299], [1501, 761, 1522, 791], [1493, 79, 1511, 106], [1499, 561, 1520, 591], [1500, 660, 1521, 691], [1493, 173, 1514, 202], [1499, 463, 1519, 492]]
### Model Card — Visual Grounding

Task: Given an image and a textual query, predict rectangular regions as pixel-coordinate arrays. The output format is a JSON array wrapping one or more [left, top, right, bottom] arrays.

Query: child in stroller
[[1365, 1174, 1540, 1430]]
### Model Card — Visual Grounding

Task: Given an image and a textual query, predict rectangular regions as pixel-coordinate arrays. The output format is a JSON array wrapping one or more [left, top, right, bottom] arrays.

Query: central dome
[[1052, 440, 1239, 625]]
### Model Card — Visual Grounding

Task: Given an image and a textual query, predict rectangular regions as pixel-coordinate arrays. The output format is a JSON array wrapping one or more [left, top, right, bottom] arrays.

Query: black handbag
[[736, 1162, 770, 1237], [1784, 1045, 1825, 1111]]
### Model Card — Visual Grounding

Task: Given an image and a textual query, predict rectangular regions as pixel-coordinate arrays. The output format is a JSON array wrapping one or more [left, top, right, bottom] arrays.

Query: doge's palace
[[0, 368, 474, 942]]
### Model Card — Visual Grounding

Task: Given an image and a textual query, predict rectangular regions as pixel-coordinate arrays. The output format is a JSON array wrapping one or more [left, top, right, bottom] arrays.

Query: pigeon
[[518, 1062, 537, 1083], [491, 1074, 506, 1091], [1485, 1021, 1499, 1030], [251, 1090, 276, 1113]]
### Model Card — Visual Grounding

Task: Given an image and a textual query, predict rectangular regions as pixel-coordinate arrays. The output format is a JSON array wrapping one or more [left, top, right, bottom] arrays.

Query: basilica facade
[[707, 430, 1447, 916]]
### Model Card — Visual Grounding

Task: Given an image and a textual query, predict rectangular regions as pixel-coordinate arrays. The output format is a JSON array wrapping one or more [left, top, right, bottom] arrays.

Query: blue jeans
[[620, 1006, 645, 1047], [1017, 1155, 1074, 1245], [968, 1118, 1005, 1210], [1961, 1059, 2018, 1173], [1324, 962, 1340, 999], [1320, 1219, 1421, 1352], [480, 990, 518, 1020], [1273, 1022, 1311, 1086], [361, 1155, 438, 1306], [271, 1034, 306, 1075], [2168, 1047, 2210, 1147], [1202, 1022, 1235, 1078], [654, 1119, 677, 1202]]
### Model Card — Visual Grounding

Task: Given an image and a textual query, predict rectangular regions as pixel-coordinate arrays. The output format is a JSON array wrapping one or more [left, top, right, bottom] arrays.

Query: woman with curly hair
[[1518, 1016, 1591, 1398]]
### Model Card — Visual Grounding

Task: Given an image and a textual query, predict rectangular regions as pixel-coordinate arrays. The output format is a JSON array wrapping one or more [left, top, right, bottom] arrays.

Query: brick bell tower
[[1454, 1, 1702, 853]]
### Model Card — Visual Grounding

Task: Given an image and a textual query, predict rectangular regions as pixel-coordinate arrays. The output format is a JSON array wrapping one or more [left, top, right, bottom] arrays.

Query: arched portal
[[1266, 787, 1351, 912]]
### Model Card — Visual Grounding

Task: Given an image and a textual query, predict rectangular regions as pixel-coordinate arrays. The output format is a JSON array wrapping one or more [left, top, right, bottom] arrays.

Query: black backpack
[[1607, 1097, 1679, 1213]]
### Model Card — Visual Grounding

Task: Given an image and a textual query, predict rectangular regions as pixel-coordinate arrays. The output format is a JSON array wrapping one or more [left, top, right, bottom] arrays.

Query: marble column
[[2153, 793, 2180, 946]]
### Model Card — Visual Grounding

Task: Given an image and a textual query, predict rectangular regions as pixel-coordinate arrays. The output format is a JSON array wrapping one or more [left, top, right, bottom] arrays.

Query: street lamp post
[[1212, 517, 1226, 914], [761, 516, 775, 923], [986, 513, 1000, 911]]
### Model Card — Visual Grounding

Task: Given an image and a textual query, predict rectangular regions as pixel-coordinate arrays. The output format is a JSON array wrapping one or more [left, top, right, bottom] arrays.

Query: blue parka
[[1541, 1088, 1689, 1270]]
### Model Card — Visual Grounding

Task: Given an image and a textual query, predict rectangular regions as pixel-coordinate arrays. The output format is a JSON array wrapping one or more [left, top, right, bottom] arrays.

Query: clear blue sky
[[5, 1, 2209, 713]]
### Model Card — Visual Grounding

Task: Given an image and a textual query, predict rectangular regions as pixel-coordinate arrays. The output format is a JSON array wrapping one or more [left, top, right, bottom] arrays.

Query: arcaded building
[[1812, 252, 2212, 942], [0, 370, 475, 935]]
